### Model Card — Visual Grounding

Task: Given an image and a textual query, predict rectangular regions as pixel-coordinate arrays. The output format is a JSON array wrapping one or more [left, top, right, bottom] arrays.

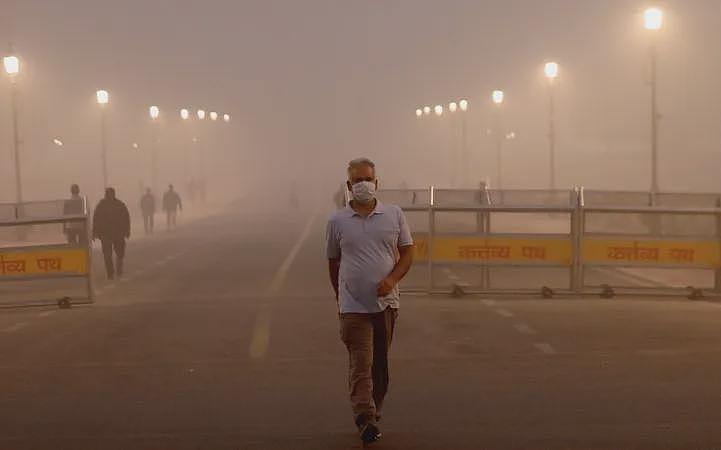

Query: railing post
[[427, 185, 435, 295], [571, 186, 584, 293], [715, 197, 721, 293], [480, 183, 491, 290]]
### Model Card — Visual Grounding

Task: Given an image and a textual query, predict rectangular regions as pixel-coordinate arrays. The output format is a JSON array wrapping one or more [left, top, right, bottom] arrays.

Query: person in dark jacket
[[162, 184, 182, 231], [140, 188, 156, 235], [63, 184, 87, 246], [93, 187, 131, 280]]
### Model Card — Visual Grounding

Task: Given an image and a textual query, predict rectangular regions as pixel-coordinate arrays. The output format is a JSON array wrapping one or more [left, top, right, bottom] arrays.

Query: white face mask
[[351, 181, 376, 203]]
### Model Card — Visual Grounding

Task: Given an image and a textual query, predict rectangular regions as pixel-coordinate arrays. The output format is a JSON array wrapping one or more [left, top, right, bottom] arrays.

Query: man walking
[[140, 188, 156, 235], [63, 184, 87, 246], [326, 158, 414, 445], [162, 184, 182, 231], [93, 187, 130, 280]]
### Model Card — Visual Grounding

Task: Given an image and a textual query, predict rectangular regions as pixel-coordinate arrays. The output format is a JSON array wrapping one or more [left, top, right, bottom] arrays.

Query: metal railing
[[390, 187, 721, 299]]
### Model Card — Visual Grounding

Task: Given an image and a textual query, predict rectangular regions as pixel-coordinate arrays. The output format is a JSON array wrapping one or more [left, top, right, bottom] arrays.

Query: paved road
[[1, 201, 721, 449]]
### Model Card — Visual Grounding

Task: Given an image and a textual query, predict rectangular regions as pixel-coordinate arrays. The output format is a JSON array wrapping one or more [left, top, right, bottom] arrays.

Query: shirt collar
[[346, 200, 384, 217]]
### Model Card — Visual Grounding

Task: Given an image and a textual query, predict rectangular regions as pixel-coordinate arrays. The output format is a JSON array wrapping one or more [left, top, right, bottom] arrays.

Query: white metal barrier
[[0, 198, 93, 308], [380, 187, 721, 299]]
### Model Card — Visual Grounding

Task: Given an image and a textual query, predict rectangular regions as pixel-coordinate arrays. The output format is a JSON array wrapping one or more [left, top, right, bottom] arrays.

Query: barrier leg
[[715, 209, 721, 293]]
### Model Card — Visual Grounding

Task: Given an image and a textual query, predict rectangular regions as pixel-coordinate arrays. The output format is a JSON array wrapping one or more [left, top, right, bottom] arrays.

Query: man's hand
[[377, 276, 397, 297]]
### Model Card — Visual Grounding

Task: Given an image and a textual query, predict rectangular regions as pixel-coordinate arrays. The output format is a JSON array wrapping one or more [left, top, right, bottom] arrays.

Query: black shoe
[[359, 422, 382, 445]]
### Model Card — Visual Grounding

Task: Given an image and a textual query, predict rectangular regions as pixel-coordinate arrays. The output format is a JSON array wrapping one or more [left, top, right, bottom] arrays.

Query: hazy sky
[[1, 0, 720, 202]]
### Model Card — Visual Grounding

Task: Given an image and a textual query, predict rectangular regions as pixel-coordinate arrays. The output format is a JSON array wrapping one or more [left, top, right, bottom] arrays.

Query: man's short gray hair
[[347, 158, 376, 177]]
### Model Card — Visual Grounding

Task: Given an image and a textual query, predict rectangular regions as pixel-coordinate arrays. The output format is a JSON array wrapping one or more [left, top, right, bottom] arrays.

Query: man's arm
[[378, 207, 415, 297], [378, 244, 414, 297], [122, 205, 131, 238], [328, 258, 341, 301], [92, 207, 100, 239], [325, 219, 341, 305]]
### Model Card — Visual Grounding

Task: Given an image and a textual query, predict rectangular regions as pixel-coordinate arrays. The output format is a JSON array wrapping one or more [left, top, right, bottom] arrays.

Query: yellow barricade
[[583, 239, 720, 269], [0, 247, 89, 278], [413, 235, 573, 266]]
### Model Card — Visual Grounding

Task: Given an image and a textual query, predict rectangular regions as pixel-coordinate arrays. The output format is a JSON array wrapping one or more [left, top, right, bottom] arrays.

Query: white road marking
[[2, 322, 27, 333], [481, 299, 496, 307], [513, 323, 535, 334], [448, 275, 461, 281], [249, 208, 320, 359], [533, 342, 557, 355], [496, 308, 515, 318], [37, 311, 57, 318]]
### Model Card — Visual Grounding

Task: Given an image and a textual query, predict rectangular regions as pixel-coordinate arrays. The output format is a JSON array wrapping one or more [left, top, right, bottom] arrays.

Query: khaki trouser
[[340, 307, 398, 426]]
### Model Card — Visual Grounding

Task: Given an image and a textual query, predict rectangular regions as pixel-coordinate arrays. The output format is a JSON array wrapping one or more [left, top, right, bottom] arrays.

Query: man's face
[[347, 164, 377, 191]]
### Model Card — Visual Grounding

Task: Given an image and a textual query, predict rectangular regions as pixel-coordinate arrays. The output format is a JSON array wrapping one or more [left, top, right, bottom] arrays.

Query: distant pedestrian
[[162, 184, 183, 230], [92, 187, 130, 280], [326, 158, 414, 445], [140, 188, 156, 235], [63, 184, 87, 246]]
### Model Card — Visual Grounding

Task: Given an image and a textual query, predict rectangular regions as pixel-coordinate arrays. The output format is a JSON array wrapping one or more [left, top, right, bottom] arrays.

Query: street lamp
[[53, 138, 64, 147], [180, 108, 190, 120], [3, 56, 19, 76], [209, 111, 218, 121], [96, 89, 110, 187], [96, 89, 109, 105], [415, 108, 423, 118], [4, 55, 22, 205], [644, 7, 663, 30], [545, 62, 559, 189], [492, 90, 504, 105], [149, 105, 160, 120], [223, 113, 231, 123], [459, 99, 469, 112], [544, 62, 559, 80], [434, 105, 443, 116], [644, 7, 663, 198], [448, 102, 458, 113], [492, 90, 504, 189], [423, 106, 431, 116], [197, 109, 206, 120]]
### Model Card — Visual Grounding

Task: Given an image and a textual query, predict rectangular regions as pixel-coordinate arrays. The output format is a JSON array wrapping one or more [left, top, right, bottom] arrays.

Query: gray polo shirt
[[326, 201, 413, 314]]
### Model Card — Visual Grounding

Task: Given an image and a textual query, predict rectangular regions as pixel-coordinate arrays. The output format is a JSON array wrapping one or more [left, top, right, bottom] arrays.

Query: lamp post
[[448, 102, 459, 187], [195, 109, 206, 197], [544, 61, 559, 189], [458, 99, 469, 187], [96, 89, 110, 187], [180, 108, 190, 185], [4, 55, 21, 205], [149, 105, 160, 193], [492, 90, 504, 189], [644, 7, 663, 198]]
